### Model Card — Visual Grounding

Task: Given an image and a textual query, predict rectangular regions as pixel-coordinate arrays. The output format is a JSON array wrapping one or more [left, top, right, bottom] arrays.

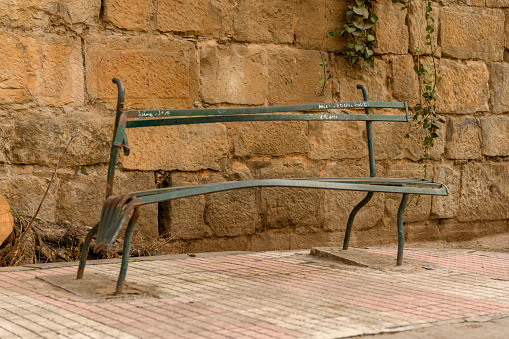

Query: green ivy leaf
[[363, 21, 374, 29], [352, 19, 365, 29], [363, 57, 374, 67], [345, 26, 356, 34], [346, 10, 354, 22], [353, 5, 369, 18]]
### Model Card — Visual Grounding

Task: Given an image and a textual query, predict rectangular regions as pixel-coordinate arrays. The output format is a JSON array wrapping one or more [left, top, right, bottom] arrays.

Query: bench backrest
[[106, 78, 409, 197]]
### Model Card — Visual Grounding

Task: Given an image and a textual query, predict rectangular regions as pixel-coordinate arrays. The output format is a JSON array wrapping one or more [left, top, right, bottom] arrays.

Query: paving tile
[[2, 249, 509, 338]]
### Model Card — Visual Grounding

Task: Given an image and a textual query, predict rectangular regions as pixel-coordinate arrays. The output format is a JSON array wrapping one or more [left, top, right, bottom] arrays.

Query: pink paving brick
[[365, 248, 509, 280]]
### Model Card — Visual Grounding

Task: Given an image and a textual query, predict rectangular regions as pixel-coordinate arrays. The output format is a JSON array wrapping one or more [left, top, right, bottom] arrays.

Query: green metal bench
[[77, 78, 449, 295]]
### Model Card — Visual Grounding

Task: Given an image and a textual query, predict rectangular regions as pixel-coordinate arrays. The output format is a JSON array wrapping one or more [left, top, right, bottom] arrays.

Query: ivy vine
[[318, 52, 332, 96], [338, 0, 378, 67], [319, 0, 442, 164], [317, 0, 377, 95], [410, 1, 441, 161]]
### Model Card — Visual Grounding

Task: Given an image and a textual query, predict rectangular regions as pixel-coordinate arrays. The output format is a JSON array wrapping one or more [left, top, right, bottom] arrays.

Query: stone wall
[[1, 0, 508, 253]]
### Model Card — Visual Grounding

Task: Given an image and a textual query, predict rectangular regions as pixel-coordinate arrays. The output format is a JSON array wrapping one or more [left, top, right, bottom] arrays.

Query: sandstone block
[[122, 123, 228, 171], [373, 0, 409, 55], [386, 163, 432, 223], [444, 117, 481, 160], [25, 35, 84, 106], [159, 172, 210, 240], [200, 43, 268, 105], [458, 163, 509, 222], [7, 108, 111, 166], [233, 0, 295, 43], [85, 36, 198, 109], [352, 218, 400, 247], [390, 55, 419, 106], [0, 32, 29, 104], [61, 0, 101, 23], [335, 57, 388, 102], [159, 172, 259, 240], [157, 0, 225, 37], [404, 222, 441, 243], [195, 172, 259, 238], [309, 121, 367, 160], [1, 175, 57, 223], [234, 121, 308, 157], [57, 168, 158, 239], [437, 59, 489, 114], [460, 0, 488, 6], [177, 235, 251, 253], [0, 0, 100, 27], [247, 231, 295, 252], [438, 220, 508, 242], [260, 167, 324, 234], [205, 190, 258, 237], [268, 47, 331, 104], [407, 0, 440, 55], [295, 0, 349, 51], [490, 63, 509, 114], [0, 33, 84, 106], [481, 116, 509, 156], [322, 163, 385, 232], [441, 6, 504, 61], [249, 231, 344, 251], [162, 196, 208, 240], [506, 12, 509, 50], [227, 161, 255, 181], [104, 0, 150, 31], [0, 0, 56, 28], [431, 164, 460, 219], [373, 118, 445, 161], [487, 0, 509, 6]]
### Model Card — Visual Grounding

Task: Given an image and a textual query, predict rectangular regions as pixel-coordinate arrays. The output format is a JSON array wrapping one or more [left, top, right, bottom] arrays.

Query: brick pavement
[[0, 248, 508, 338]]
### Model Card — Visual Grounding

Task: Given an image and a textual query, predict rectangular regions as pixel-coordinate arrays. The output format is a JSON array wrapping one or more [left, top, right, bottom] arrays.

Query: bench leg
[[115, 206, 141, 295], [77, 223, 99, 279], [343, 192, 374, 250], [396, 194, 410, 266]]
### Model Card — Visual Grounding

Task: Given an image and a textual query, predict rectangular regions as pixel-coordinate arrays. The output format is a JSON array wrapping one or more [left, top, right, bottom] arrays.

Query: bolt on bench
[[77, 78, 449, 295]]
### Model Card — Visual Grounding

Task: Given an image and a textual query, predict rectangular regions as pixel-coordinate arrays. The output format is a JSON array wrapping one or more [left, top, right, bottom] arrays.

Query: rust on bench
[[77, 78, 449, 295]]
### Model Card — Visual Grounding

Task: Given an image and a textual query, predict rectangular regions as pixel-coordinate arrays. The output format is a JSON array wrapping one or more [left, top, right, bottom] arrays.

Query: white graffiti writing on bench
[[137, 110, 174, 117], [317, 114, 364, 121], [318, 102, 367, 110]]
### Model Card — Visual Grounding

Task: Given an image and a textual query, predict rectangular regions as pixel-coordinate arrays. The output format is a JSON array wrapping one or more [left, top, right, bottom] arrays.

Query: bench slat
[[125, 101, 407, 118], [127, 177, 446, 199], [124, 113, 409, 128], [124, 179, 448, 206]]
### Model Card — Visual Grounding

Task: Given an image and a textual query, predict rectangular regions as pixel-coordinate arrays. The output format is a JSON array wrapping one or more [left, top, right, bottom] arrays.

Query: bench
[[77, 78, 449, 295]]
